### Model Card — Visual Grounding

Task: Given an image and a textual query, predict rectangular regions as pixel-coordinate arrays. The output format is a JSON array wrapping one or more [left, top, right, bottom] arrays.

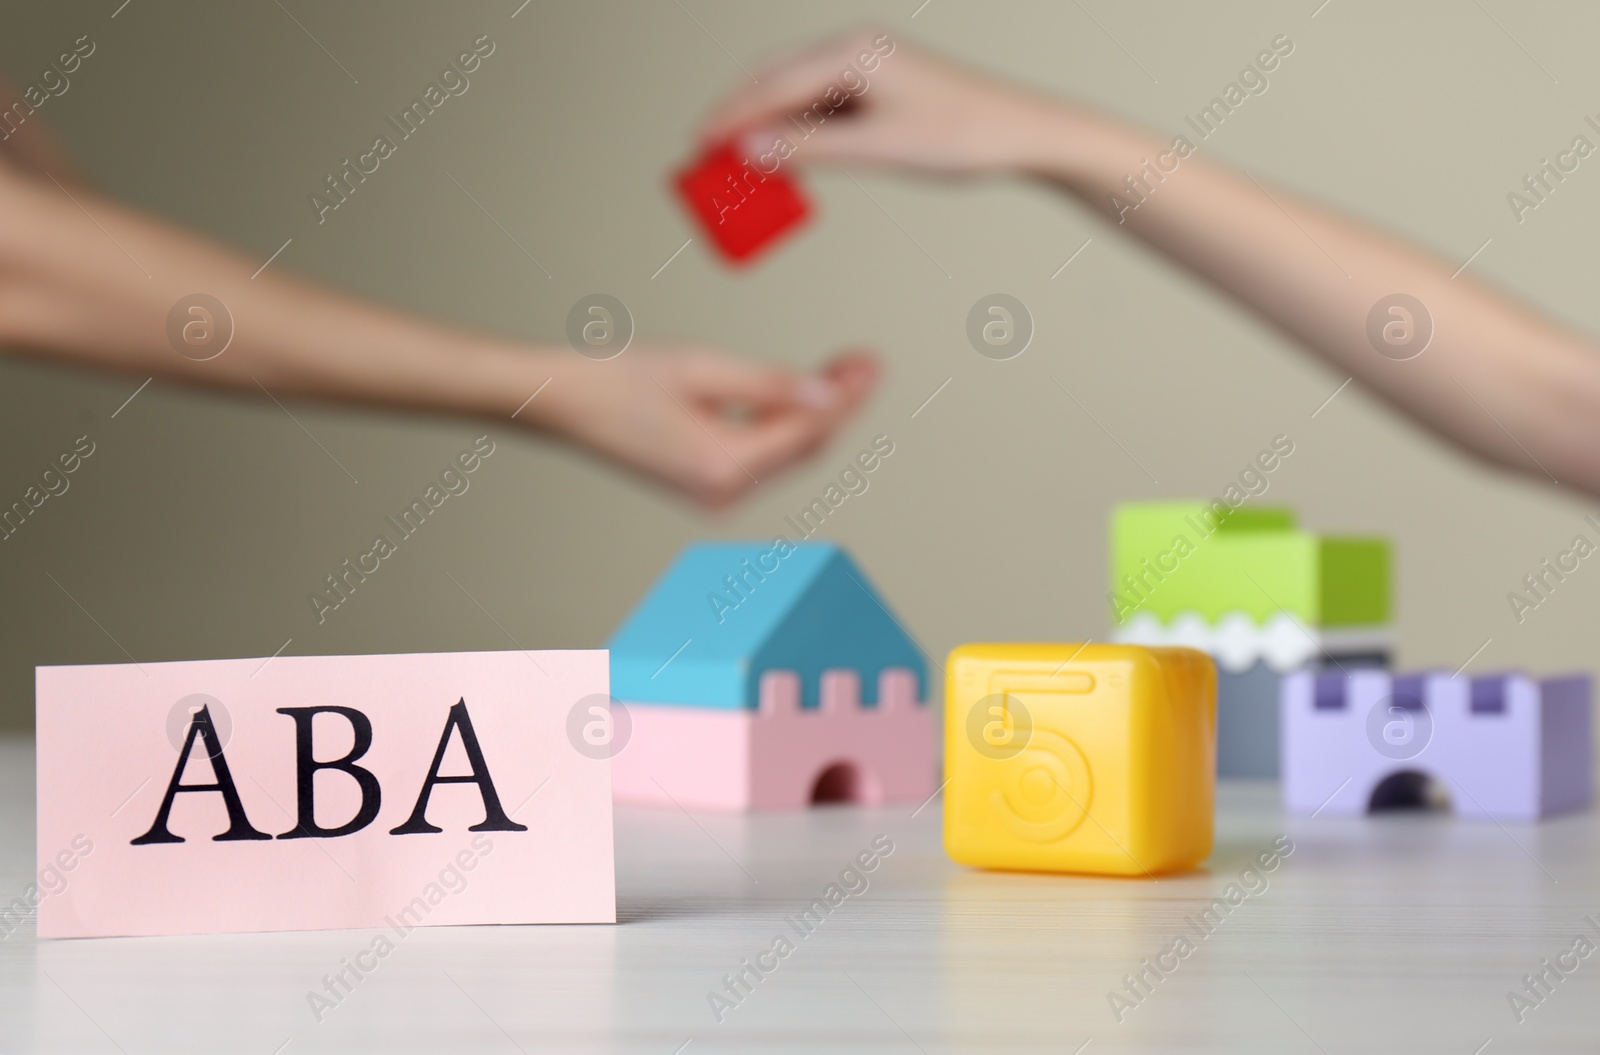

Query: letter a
[[307, 990, 340, 1023], [131, 705, 270, 844], [309, 192, 341, 224], [1508, 591, 1539, 624], [707, 991, 737, 1023], [1108, 591, 1140, 624], [708, 591, 738, 623], [1107, 990, 1140, 1022], [389, 699, 529, 835]]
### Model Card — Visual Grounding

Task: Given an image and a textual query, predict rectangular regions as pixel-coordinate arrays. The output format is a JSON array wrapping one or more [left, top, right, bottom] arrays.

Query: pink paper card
[[36, 649, 615, 938]]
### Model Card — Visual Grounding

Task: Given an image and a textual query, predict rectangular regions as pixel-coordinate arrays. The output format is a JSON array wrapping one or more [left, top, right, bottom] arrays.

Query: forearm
[[0, 168, 559, 425], [1022, 104, 1600, 494]]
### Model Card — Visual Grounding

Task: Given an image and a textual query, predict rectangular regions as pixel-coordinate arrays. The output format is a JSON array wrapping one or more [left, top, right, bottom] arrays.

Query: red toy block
[[675, 142, 811, 265]]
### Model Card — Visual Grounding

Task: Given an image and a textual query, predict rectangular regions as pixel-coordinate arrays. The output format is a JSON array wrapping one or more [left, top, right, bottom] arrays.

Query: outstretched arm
[[702, 31, 1600, 496], [0, 149, 877, 508]]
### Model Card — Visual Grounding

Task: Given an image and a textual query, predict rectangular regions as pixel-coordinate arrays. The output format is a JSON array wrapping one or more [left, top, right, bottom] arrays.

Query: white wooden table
[[0, 736, 1594, 1053]]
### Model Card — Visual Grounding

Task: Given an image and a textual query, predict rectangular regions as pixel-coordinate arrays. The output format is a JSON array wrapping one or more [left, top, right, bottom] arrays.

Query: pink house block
[[606, 542, 936, 812], [612, 668, 933, 811]]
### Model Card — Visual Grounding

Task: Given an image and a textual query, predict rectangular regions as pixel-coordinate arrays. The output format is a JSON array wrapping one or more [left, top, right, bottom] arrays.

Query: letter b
[[275, 706, 382, 839]]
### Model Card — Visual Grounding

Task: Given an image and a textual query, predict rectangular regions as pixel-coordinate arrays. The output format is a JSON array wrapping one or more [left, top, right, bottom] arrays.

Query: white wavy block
[[1110, 610, 1390, 674]]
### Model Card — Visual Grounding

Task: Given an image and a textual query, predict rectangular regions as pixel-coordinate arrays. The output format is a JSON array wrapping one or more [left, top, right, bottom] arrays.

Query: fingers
[[638, 345, 880, 507], [673, 350, 811, 410], [699, 30, 881, 145], [712, 409, 832, 499], [688, 348, 880, 507], [676, 346, 879, 416], [734, 119, 890, 169], [818, 349, 880, 408]]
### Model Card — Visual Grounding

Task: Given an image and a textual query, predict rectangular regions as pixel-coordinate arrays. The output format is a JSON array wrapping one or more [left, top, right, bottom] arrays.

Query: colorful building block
[[1110, 502, 1392, 778], [1109, 502, 1390, 628], [675, 142, 811, 265], [943, 643, 1216, 877], [1281, 669, 1592, 820], [1210, 661, 1282, 779], [607, 541, 933, 811]]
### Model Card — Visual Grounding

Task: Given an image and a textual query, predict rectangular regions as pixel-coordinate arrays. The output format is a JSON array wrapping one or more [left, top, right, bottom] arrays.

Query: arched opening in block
[[1368, 770, 1451, 813], [810, 761, 866, 805]]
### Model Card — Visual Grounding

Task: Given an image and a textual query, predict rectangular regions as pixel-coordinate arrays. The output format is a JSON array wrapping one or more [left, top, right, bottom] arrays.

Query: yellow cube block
[[943, 643, 1215, 877]]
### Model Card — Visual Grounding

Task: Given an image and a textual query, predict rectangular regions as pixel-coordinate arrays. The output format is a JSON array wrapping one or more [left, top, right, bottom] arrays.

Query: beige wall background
[[2, 0, 1597, 730]]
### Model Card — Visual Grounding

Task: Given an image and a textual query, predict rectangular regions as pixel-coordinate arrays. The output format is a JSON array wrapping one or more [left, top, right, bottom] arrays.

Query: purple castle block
[[1281, 670, 1592, 820]]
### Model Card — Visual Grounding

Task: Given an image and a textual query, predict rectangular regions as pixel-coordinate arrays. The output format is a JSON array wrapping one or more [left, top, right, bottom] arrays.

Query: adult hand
[[531, 345, 879, 508], [698, 29, 1064, 178]]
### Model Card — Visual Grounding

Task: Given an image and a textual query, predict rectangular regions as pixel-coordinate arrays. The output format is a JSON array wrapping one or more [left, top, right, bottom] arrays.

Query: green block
[[1319, 538, 1390, 626], [1109, 501, 1389, 627]]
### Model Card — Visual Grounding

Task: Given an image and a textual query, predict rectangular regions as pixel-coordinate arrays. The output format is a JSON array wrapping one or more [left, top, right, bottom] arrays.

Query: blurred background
[[1, 0, 1596, 731]]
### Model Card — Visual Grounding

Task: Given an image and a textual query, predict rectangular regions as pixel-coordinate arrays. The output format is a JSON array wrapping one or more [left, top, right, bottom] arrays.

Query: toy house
[[607, 541, 934, 811], [1281, 669, 1592, 820], [1109, 501, 1390, 777], [943, 642, 1216, 876]]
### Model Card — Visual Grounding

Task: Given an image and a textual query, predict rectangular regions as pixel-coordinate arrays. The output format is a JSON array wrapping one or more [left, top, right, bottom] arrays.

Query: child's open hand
[[529, 345, 879, 509]]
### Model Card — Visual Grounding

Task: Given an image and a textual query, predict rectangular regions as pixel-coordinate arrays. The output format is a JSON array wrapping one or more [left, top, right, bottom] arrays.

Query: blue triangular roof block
[[608, 541, 926, 709]]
